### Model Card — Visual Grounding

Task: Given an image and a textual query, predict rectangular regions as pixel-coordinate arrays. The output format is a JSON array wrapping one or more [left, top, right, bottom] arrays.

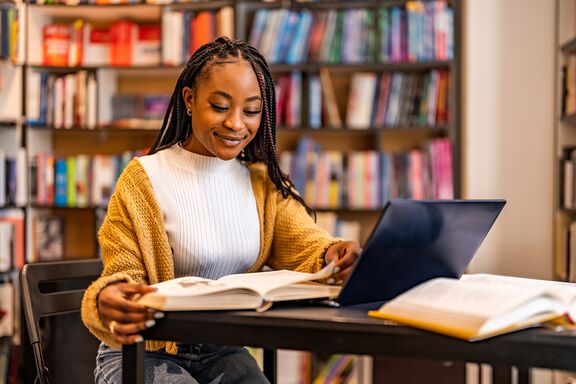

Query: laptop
[[331, 199, 506, 309]]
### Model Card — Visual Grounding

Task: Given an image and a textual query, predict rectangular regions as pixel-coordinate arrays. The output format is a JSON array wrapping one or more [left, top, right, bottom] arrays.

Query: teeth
[[216, 133, 242, 145]]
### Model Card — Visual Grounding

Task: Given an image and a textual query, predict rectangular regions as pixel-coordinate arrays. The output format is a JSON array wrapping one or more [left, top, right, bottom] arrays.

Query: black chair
[[20, 259, 103, 384]]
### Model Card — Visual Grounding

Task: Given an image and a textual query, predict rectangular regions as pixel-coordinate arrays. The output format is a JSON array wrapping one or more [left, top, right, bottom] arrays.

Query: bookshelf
[[0, 1, 24, 381], [556, 0, 576, 284], [237, 0, 461, 244], [0, 0, 462, 383], [550, 4, 576, 383]]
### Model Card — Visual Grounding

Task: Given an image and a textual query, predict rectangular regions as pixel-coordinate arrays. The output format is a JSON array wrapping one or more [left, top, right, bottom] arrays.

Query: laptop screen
[[336, 199, 506, 308]]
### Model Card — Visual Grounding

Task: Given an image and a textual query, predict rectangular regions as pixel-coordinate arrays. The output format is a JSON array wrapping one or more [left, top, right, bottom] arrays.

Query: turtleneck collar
[[165, 143, 239, 175]]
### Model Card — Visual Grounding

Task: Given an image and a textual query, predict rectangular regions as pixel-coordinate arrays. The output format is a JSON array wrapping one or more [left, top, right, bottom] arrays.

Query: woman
[[81, 36, 361, 383]]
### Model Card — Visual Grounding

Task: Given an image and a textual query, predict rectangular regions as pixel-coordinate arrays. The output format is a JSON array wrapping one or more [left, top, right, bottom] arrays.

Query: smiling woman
[[80, 36, 362, 384], [181, 60, 262, 160]]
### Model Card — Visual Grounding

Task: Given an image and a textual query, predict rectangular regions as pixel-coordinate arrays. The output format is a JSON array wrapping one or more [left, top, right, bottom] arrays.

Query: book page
[[216, 261, 336, 297], [387, 278, 547, 319], [151, 276, 239, 297], [461, 274, 576, 310]]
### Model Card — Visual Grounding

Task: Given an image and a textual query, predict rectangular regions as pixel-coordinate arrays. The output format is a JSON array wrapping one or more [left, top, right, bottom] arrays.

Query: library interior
[[0, 0, 573, 383]]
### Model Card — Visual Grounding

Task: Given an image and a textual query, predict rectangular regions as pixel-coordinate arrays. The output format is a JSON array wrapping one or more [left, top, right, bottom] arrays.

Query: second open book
[[136, 262, 340, 311], [368, 274, 576, 341]]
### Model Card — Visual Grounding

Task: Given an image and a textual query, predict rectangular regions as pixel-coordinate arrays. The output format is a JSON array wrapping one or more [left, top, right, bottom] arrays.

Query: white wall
[[464, 0, 555, 279]]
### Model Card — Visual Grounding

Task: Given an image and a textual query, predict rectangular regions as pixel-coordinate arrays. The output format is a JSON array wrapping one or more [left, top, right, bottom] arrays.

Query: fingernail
[[327, 278, 335, 285], [154, 312, 165, 319], [145, 319, 156, 328], [333, 267, 341, 274], [134, 335, 144, 343]]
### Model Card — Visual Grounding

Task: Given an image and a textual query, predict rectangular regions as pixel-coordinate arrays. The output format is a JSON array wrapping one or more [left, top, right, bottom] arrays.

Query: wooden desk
[[122, 305, 576, 384]]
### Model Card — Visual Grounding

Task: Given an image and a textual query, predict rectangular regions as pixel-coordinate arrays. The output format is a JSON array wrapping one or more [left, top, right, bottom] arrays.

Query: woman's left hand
[[324, 241, 362, 284]]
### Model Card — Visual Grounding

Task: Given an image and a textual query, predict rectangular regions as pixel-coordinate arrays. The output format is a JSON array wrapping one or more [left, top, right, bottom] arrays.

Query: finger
[[119, 284, 157, 299], [99, 307, 151, 326], [324, 250, 340, 266], [331, 251, 361, 281], [102, 293, 154, 314], [113, 333, 145, 345], [332, 246, 358, 269], [113, 317, 157, 335], [100, 307, 158, 328]]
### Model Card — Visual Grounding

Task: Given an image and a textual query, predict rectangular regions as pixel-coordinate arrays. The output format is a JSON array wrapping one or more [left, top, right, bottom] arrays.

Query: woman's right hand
[[97, 282, 163, 345]]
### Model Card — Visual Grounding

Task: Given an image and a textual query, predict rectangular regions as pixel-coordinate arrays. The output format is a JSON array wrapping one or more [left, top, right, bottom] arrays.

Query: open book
[[137, 263, 340, 311], [368, 273, 576, 341]]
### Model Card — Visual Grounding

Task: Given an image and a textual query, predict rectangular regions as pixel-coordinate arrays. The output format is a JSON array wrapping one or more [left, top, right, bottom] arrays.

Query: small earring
[[241, 149, 245, 157], [186, 109, 192, 116]]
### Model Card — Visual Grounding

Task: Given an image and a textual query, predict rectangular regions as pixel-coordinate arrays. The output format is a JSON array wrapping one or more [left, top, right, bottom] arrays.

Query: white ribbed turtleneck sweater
[[138, 144, 260, 279]]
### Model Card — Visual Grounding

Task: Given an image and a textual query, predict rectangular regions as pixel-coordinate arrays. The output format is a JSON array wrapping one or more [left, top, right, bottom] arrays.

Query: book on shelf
[[318, 68, 342, 128], [137, 263, 340, 311], [109, 20, 134, 67], [33, 215, 64, 262], [43, 24, 69, 66], [0, 282, 13, 337], [83, 23, 111, 66], [0, 150, 4, 207], [568, 221, 576, 282], [0, 222, 12, 272], [133, 24, 161, 66], [346, 72, 378, 129], [369, 273, 576, 341], [0, 209, 24, 269]]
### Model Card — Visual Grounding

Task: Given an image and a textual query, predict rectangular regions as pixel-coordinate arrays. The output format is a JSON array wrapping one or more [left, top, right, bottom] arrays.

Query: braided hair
[[149, 36, 312, 214]]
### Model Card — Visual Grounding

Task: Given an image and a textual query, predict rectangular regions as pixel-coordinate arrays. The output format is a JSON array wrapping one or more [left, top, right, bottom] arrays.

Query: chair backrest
[[20, 259, 103, 384]]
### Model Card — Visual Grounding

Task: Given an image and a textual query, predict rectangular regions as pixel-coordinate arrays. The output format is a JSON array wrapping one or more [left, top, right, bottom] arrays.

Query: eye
[[245, 110, 262, 116], [210, 103, 228, 112]]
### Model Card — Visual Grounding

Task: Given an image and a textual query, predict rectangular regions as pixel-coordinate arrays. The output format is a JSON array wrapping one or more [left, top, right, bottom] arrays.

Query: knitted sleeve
[[81, 159, 175, 352]]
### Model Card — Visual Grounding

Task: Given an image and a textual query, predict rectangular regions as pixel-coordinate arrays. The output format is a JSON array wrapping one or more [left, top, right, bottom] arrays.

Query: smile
[[214, 132, 244, 145]]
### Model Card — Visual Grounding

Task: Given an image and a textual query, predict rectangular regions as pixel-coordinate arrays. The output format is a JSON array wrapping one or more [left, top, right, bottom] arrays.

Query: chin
[[214, 150, 241, 161]]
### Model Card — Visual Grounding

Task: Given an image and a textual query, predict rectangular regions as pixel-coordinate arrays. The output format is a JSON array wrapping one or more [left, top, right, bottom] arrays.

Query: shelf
[[28, 62, 452, 73], [31, 205, 104, 210], [28, 3, 161, 20], [0, 120, 19, 128], [28, 125, 160, 133], [314, 207, 382, 214], [561, 37, 576, 55], [28, 64, 183, 73], [0, 205, 25, 209], [279, 126, 448, 134], [269, 61, 452, 73], [166, 0, 236, 10], [29, 0, 235, 8], [561, 113, 576, 125], [29, 126, 448, 134], [28, 1, 150, 6], [240, 0, 434, 11], [560, 207, 576, 215], [30, 205, 382, 212], [0, 59, 21, 66]]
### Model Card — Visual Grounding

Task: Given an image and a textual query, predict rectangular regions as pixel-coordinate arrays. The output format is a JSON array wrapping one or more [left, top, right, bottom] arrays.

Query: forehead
[[199, 60, 260, 95]]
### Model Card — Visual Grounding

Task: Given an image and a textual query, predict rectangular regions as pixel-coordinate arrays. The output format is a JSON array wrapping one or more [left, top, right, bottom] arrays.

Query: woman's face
[[182, 59, 262, 160]]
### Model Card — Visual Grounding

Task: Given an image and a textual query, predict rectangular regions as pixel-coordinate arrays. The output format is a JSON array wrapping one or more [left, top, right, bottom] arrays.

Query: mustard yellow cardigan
[[81, 158, 340, 353]]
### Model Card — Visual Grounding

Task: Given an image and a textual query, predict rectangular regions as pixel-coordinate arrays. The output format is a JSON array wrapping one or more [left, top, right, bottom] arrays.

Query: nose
[[224, 110, 244, 131]]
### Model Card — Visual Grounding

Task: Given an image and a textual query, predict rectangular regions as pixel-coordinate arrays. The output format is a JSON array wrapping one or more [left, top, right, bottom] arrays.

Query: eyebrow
[[211, 90, 262, 102]]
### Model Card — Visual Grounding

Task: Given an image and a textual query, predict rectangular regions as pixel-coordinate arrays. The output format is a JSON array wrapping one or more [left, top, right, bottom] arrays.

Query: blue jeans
[[95, 342, 270, 384]]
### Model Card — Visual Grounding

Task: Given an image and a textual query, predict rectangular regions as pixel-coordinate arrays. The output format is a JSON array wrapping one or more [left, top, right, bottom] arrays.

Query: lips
[[214, 132, 244, 145]]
